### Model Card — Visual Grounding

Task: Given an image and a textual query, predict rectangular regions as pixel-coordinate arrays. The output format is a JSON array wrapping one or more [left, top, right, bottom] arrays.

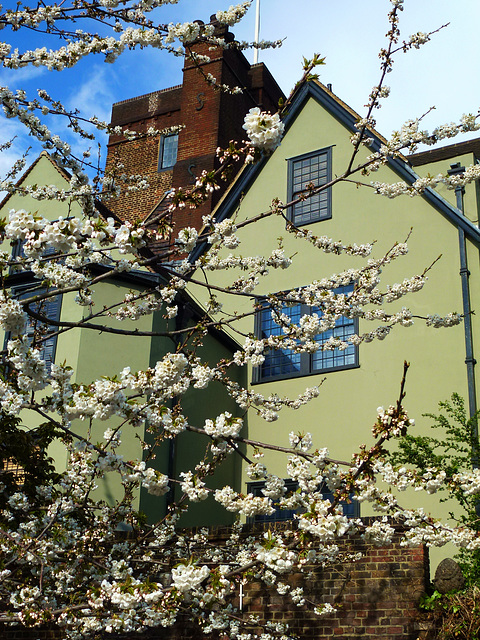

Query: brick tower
[[105, 18, 284, 239]]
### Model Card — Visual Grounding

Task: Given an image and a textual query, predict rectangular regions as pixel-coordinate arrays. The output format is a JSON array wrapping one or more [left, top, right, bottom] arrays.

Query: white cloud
[[0, 112, 40, 176], [0, 64, 46, 87], [66, 64, 116, 124]]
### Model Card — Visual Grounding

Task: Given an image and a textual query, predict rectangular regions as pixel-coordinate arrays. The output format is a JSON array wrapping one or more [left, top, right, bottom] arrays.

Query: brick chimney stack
[[105, 18, 284, 237]]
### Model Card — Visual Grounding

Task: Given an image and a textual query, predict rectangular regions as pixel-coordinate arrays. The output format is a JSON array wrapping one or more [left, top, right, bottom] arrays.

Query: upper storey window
[[7, 239, 62, 370], [287, 147, 332, 226], [158, 134, 179, 170], [254, 285, 358, 383]]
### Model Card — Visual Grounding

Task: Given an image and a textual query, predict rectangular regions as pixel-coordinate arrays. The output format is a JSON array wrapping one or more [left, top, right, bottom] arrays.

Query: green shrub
[[389, 393, 480, 584]]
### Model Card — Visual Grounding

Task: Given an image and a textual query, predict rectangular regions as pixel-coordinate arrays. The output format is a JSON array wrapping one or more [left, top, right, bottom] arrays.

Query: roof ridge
[[0, 151, 72, 211]]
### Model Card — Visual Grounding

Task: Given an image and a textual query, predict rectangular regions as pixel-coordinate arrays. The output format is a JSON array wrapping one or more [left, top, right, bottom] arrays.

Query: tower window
[[158, 134, 179, 170]]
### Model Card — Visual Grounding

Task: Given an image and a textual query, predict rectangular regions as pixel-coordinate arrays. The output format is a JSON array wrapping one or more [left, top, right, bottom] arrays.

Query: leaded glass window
[[5, 286, 62, 371], [259, 303, 302, 379], [255, 284, 357, 382], [312, 312, 357, 372], [288, 147, 332, 225]]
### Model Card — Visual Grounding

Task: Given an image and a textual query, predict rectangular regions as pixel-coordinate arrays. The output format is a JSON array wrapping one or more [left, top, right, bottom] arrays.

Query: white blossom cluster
[[216, 2, 252, 26], [214, 486, 275, 517], [426, 312, 462, 328], [297, 501, 353, 542], [115, 292, 164, 321], [7, 338, 48, 392], [419, 468, 447, 494], [206, 218, 240, 248], [374, 406, 415, 438], [226, 381, 320, 423], [289, 431, 313, 452], [401, 520, 480, 550], [314, 603, 338, 616], [4, 209, 150, 264], [32, 260, 87, 289], [407, 31, 430, 48], [369, 112, 480, 181], [291, 226, 373, 257], [204, 412, 243, 439], [171, 563, 210, 592], [176, 226, 198, 252], [363, 518, 396, 546], [372, 165, 480, 198], [179, 471, 209, 502], [142, 467, 170, 496], [2, 18, 223, 71], [453, 469, 480, 496], [262, 475, 286, 500], [196, 245, 292, 295], [255, 534, 297, 573], [0, 291, 26, 335], [191, 362, 216, 389], [242, 107, 285, 152]]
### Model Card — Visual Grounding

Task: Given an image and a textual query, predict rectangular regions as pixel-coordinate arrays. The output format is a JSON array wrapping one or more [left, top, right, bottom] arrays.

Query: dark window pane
[[247, 479, 359, 523], [8, 287, 62, 372], [260, 304, 302, 378], [247, 479, 299, 523], [311, 285, 356, 372], [257, 285, 357, 381], [289, 149, 331, 225]]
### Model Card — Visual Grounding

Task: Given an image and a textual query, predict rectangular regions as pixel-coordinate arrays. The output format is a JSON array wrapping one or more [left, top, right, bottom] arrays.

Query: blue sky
[[1, 0, 479, 178]]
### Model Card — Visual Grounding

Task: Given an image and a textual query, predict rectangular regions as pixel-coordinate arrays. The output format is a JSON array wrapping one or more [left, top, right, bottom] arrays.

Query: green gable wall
[[188, 93, 480, 569], [141, 328, 245, 527], [0, 154, 84, 221], [0, 154, 85, 472]]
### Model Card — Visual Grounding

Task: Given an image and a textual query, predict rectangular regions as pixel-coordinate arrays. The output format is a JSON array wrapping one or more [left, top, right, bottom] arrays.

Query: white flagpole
[[253, 0, 260, 64]]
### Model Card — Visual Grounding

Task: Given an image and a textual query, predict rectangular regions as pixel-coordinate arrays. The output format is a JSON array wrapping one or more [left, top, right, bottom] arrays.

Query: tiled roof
[[409, 137, 480, 166]]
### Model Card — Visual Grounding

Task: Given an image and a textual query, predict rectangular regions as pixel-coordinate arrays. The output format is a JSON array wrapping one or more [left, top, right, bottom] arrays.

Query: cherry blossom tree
[[1, 1, 480, 638]]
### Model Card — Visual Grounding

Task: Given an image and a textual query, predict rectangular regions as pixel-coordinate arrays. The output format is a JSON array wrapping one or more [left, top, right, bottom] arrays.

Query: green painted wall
[[0, 153, 243, 524], [188, 94, 480, 567], [0, 153, 84, 222], [140, 325, 245, 527], [70, 279, 157, 510]]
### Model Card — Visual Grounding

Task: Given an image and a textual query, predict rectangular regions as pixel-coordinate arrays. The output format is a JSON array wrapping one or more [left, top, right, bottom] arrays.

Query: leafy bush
[[420, 587, 480, 640], [389, 393, 480, 584]]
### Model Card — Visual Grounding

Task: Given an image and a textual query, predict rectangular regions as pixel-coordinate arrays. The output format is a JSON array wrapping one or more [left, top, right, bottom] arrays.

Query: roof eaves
[[409, 137, 480, 166], [188, 159, 268, 263], [385, 156, 480, 245]]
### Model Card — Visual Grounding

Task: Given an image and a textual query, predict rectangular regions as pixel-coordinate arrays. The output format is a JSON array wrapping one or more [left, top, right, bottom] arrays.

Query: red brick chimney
[[105, 17, 284, 238]]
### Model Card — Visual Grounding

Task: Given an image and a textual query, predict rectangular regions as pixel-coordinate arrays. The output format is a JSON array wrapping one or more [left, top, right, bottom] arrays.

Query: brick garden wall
[[1, 520, 430, 640], [239, 533, 428, 640]]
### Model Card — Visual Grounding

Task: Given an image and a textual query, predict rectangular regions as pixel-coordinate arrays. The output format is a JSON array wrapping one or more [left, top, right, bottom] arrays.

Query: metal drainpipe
[[447, 163, 479, 477]]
